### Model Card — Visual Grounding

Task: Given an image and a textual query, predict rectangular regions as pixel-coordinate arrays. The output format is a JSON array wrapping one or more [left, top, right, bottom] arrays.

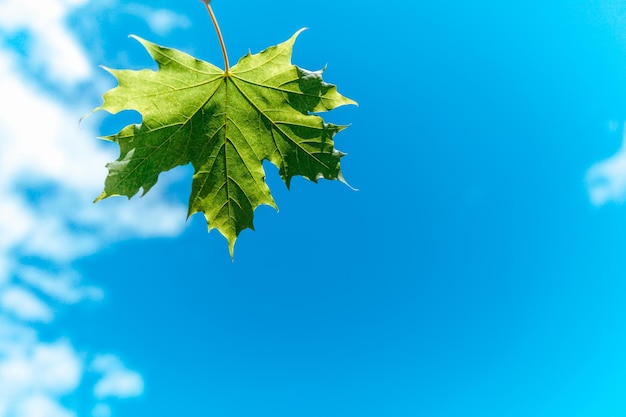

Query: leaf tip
[[227, 236, 237, 260], [98, 65, 116, 78], [338, 172, 359, 191], [78, 110, 94, 126], [93, 191, 107, 203], [128, 34, 153, 53], [291, 27, 308, 42]]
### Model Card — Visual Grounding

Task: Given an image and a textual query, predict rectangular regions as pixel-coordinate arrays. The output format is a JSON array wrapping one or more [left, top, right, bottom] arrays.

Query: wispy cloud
[[125, 4, 192, 36], [0, 322, 81, 416], [18, 267, 103, 304], [0, 287, 53, 323], [586, 122, 626, 205], [92, 355, 145, 399], [12, 395, 76, 417], [0, 0, 191, 415], [92, 403, 113, 417], [0, 0, 92, 84]]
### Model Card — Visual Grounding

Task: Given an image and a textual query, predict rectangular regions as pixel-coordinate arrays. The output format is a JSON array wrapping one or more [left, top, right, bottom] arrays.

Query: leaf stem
[[201, 0, 230, 74]]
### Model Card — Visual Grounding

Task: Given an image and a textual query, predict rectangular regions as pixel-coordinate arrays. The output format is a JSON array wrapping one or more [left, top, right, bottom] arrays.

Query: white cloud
[[92, 355, 145, 399], [0, 287, 53, 322], [14, 395, 76, 417], [0, 340, 83, 394], [92, 403, 112, 417], [0, 0, 92, 84], [0, 1, 188, 264], [0, 196, 34, 260], [0, 319, 144, 417], [0, 332, 82, 416], [587, 122, 626, 205], [18, 268, 103, 304], [125, 4, 192, 36], [0, 1, 191, 416]]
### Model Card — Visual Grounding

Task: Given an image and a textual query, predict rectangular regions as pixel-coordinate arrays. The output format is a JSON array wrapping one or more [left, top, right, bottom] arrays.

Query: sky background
[[3, 0, 626, 416]]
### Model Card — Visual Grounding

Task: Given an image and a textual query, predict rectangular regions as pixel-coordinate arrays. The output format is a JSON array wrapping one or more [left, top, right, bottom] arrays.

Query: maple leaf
[[94, 29, 356, 256]]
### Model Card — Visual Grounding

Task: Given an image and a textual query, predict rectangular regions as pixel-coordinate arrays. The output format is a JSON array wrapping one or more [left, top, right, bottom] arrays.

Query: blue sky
[[3, 0, 626, 416]]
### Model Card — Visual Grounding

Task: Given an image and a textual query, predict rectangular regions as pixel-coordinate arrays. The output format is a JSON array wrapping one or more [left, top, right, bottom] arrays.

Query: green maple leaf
[[95, 29, 356, 256]]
